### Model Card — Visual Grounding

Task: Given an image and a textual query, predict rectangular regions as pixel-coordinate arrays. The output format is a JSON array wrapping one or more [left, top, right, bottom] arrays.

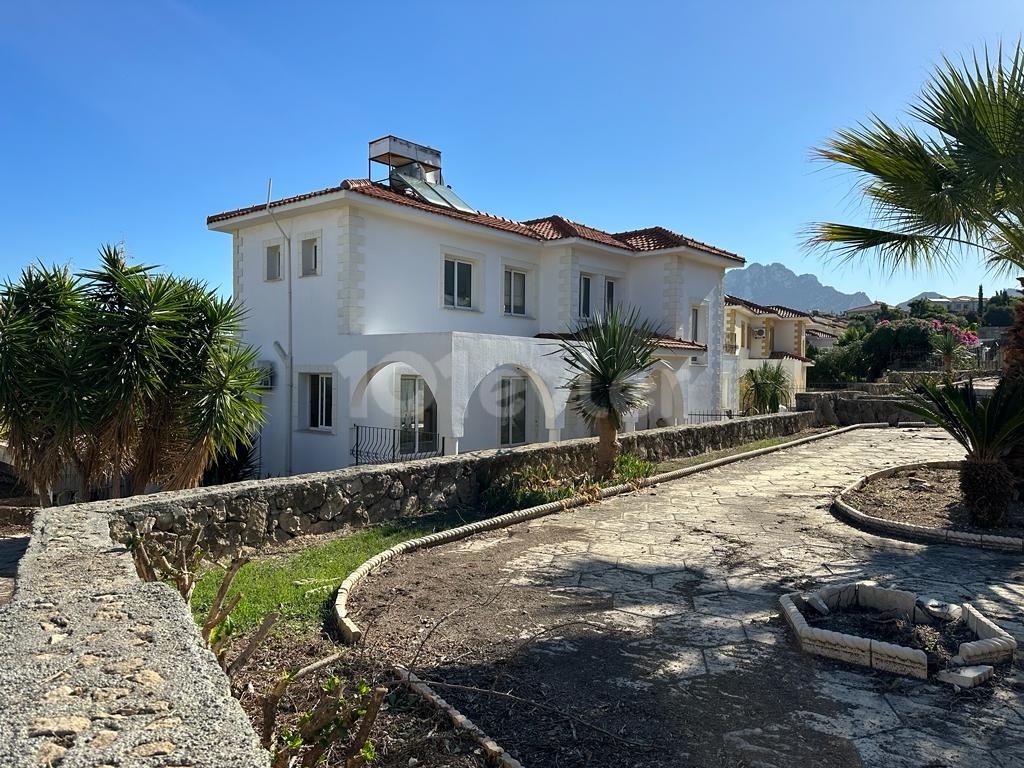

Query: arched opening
[[462, 364, 557, 452], [351, 361, 444, 463], [637, 366, 683, 429]]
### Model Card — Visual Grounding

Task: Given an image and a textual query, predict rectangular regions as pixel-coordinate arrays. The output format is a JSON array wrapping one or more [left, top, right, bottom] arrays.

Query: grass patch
[[655, 428, 833, 474], [193, 429, 829, 637], [191, 508, 485, 636]]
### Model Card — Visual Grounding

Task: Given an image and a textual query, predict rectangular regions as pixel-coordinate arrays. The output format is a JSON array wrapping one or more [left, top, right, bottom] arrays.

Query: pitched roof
[[806, 328, 839, 339], [770, 350, 814, 363], [725, 295, 773, 315], [208, 181, 744, 262], [534, 331, 706, 353], [766, 304, 814, 320], [522, 215, 628, 250], [725, 295, 812, 320]]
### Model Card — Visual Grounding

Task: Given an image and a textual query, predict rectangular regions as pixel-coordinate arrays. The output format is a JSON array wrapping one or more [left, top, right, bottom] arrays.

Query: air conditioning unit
[[753, 328, 767, 339], [257, 360, 276, 391]]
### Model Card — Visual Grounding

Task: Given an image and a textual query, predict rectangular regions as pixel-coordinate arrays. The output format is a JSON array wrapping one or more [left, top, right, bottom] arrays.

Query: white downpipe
[[266, 179, 294, 475]]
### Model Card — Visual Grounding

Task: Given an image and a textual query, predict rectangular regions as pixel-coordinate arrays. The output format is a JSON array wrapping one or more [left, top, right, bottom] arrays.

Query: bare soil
[[349, 522, 859, 768], [851, 467, 1024, 537], [232, 626, 487, 768], [802, 605, 976, 673]]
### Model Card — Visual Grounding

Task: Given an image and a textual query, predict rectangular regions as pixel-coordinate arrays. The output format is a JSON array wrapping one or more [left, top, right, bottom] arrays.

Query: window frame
[[605, 278, 616, 314], [579, 274, 592, 319], [306, 372, 333, 431], [691, 305, 702, 343], [499, 376, 528, 447], [503, 267, 527, 316], [299, 232, 321, 277], [443, 256, 475, 310], [264, 240, 283, 282]]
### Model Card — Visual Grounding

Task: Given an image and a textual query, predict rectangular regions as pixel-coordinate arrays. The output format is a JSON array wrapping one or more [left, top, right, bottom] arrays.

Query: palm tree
[[902, 378, 1024, 526], [556, 306, 663, 479], [740, 362, 792, 414], [807, 44, 1024, 276]]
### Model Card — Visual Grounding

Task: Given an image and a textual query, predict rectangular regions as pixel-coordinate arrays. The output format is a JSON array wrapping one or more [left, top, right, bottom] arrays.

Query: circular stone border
[[833, 461, 1024, 553]]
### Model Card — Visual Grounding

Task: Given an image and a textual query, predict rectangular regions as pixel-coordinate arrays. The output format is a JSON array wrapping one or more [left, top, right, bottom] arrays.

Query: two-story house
[[208, 137, 745, 476], [722, 295, 816, 408]]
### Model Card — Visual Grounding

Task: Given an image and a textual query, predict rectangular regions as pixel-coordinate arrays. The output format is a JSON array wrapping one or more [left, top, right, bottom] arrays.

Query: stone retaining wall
[[106, 411, 815, 557], [796, 391, 920, 427], [0, 505, 269, 767]]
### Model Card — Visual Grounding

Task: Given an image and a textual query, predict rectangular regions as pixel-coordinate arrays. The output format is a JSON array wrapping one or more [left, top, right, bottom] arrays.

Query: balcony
[[723, 342, 739, 354]]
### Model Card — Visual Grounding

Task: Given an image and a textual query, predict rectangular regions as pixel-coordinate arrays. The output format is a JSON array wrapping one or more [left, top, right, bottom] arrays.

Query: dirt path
[[351, 428, 1024, 768]]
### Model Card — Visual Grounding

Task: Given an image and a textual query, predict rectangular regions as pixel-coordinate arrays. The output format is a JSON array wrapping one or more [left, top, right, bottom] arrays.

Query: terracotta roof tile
[[766, 304, 814, 320], [725, 295, 813, 319], [770, 351, 814, 363], [522, 215, 628, 250], [614, 226, 744, 262], [208, 180, 745, 263], [725, 295, 774, 315]]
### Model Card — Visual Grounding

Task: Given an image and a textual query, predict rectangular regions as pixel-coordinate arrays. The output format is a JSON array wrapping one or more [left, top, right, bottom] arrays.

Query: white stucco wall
[[220, 193, 736, 476]]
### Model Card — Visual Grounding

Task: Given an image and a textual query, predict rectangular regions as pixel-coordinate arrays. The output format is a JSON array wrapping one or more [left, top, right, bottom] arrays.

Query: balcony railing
[[723, 342, 739, 354], [351, 425, 446, 465]]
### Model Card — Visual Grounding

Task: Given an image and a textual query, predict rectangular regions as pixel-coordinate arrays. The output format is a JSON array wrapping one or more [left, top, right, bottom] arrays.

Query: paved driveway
[[356, 428, 1024, 767]]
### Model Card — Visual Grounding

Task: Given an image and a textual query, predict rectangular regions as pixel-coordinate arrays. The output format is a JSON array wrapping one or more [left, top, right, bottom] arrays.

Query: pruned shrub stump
[[779, 581, 1016, 682]]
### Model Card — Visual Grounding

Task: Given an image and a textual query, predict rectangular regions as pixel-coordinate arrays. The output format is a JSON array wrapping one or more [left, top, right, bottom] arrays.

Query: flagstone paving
[[354, 427, 1024, 767]]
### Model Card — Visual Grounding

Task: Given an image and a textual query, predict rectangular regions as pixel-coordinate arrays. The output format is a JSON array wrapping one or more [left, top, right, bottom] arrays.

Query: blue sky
[[1, 1, 1022, 304]]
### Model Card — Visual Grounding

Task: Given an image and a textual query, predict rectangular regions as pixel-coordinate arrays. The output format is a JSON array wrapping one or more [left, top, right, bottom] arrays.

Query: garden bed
[[801, 604, 975, 673], [850, 467, 1024, 537]]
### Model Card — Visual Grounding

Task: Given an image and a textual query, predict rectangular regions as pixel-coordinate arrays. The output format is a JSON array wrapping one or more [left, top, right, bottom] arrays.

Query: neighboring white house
[[208, 136, 744, 476], [722, 295, 816, 409]]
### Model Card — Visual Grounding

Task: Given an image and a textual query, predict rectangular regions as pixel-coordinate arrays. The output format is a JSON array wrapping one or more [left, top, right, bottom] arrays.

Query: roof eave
[[206, 189, 350, 232]]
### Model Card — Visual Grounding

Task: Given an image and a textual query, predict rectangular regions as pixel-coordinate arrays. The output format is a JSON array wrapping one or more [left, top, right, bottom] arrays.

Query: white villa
[[208, 136, 746, 476], [721, 296, 817, 408]]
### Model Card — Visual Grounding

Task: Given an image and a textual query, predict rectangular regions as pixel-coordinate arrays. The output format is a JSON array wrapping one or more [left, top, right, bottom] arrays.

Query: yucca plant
[[903, 378, 1024, 526], [0, 245, 266, 500], [555, 306, 663, 479], [740, 362, 792, 414]]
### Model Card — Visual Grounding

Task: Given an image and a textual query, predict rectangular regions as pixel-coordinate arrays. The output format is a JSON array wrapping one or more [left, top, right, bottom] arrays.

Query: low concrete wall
[[796, 391, 920, 427], [0, 506, 269, 767], [106, 411, 816, 556]]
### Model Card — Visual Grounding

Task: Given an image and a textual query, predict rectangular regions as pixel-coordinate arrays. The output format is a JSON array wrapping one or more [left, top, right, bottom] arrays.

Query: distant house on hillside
[[207, 135, 746, 476], [843, 302, 885, 317]]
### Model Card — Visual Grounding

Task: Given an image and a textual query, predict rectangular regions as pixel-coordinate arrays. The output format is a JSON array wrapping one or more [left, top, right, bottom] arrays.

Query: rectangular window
[[444, 258, 473, 308], [307, 374, 332, 429], [605, 279, 615, 313], [579, 275, 592, 318], [500, 377, 527, 446], [691, 306, 701, 342], [504, 269, 526, 315], [300, 237, 319, 276], [265, 244, 281, 281]]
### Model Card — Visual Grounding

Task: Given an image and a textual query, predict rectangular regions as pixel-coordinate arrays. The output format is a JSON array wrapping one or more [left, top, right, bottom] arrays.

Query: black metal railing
[[722, 342, 739, 354], [351, 425, 446, 465], [686, 410, 750, 424]]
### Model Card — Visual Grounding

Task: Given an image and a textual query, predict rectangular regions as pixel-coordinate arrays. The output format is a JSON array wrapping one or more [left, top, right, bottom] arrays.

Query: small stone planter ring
[[832, 461, 1024, 553]]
